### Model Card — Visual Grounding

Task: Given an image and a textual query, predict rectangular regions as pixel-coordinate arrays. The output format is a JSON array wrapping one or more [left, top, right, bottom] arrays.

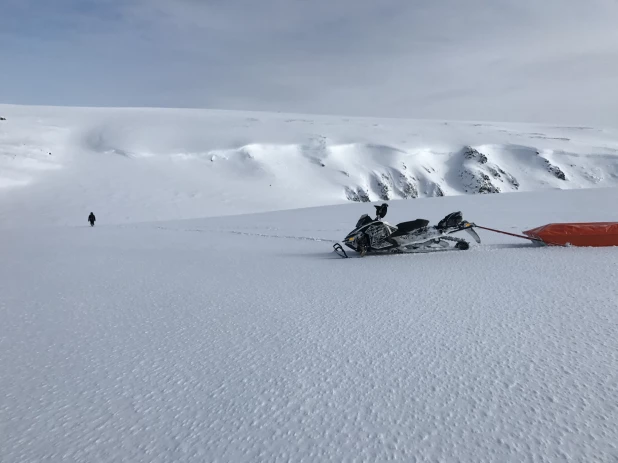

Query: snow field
[[1, 188, 617, 462]]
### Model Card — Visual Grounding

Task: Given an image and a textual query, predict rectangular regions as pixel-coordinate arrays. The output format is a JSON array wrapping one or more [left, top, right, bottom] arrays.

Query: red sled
[[523, 222, 618, 247]]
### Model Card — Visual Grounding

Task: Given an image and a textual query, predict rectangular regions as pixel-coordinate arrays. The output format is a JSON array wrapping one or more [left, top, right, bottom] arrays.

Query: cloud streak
[[1, 0, 618, 125]]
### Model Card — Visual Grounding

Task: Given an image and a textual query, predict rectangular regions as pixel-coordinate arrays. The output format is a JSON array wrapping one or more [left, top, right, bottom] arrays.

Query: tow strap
[[474, 225, 556, 245]]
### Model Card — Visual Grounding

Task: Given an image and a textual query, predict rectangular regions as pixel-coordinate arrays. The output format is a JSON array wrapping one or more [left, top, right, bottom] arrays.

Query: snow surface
[[2, 104, 618, 228], [1, 187, 618, 462]]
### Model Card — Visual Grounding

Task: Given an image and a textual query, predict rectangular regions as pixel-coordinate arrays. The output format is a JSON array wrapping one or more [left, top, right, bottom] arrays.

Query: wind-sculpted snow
[[1, 189, 617, 462], [2, 104, 618, 227]]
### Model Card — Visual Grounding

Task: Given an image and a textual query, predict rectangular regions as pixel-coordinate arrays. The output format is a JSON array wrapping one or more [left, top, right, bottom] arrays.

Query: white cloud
[[1, 0, 618, 125]]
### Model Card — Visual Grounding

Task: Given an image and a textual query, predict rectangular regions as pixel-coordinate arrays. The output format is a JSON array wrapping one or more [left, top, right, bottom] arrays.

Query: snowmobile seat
[[437, 211, 463, 230], [391, 219, 429, 236]]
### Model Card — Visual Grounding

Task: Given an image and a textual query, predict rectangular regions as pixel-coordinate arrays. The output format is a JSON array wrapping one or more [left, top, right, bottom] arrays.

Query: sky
[[1, 0, 618, 126]]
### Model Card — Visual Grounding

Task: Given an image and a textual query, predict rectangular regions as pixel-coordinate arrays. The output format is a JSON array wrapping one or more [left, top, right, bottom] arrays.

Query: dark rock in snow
[[358, 188, 371, 202], [477, 173, 501, 193], [461, 169, 500, 194], [375, 174, 393, 201], [399, 174, 418, 199], [543, 159, 567, 180], [487, 166, 501, 178], [345, 187, 371, 202], [463, 146, 488, 164]]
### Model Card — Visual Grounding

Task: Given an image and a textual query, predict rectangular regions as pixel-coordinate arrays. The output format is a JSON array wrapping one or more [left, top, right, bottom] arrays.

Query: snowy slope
[[2, 104, 618, 228], [1, 188, 617, 462]]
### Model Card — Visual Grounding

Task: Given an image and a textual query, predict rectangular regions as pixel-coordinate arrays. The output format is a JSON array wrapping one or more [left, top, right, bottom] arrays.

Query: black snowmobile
[[333, 205, 480, 258]]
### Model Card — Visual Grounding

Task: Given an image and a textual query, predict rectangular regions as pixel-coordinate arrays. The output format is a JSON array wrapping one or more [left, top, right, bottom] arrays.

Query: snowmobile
[[333, 206, 480, 258]]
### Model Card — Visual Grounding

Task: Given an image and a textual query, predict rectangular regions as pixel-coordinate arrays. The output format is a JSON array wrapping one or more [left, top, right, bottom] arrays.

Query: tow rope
[[474, 225, 560, 246]]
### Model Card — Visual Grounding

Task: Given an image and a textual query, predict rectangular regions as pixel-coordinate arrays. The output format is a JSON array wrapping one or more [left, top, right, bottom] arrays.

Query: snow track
[[154, 226, 337, 243]]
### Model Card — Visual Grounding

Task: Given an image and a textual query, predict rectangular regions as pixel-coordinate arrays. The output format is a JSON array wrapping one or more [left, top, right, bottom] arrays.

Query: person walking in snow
[[88, 212, 96, 227]]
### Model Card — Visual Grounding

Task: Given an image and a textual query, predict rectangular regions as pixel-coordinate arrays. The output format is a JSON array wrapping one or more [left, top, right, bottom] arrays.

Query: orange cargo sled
[[523, 222, 618, 247]]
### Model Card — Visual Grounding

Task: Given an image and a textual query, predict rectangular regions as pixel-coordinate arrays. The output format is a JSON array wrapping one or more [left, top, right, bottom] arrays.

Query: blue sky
[[2, 0, 618, 125]]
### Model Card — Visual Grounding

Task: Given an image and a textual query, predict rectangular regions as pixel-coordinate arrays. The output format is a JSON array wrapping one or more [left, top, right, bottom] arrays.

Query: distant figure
[[374, 203, 388, 221], [88, 212, 96, 227]]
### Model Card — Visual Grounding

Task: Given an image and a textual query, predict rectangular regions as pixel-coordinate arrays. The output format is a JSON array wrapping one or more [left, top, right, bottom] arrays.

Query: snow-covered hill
[[2, 104, 618, 461], [2, 104, 618, 227], [2, 188, 617, 462]]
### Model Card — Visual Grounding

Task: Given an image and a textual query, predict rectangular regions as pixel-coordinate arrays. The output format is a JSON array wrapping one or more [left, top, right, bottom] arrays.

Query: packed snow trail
[[1, 190, 617, 462]]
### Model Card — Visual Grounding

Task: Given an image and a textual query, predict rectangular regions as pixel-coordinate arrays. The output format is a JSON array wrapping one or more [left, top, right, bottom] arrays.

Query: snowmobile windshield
[[355, 214, 374, 228]]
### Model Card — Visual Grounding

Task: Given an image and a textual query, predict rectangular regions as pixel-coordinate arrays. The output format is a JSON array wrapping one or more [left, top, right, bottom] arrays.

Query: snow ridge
[[2, 104, 618, 226]]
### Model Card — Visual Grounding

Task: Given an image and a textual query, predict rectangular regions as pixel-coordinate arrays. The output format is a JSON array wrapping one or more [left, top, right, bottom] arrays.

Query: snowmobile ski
[[333, 243, 349, 258]]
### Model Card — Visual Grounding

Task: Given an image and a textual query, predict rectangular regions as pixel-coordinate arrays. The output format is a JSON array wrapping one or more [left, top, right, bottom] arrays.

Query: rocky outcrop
[[459, 146, 520, 194], [542, 158, 567, 180], [463, 147, 488, 164], [345, 186, 371, 202], [399, 174, 418, 199]]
